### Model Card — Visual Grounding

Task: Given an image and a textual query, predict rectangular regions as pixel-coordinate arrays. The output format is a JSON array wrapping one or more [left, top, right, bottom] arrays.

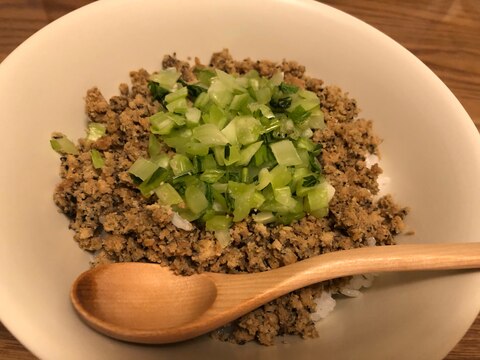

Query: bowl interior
[[0, 0, 479, 359]]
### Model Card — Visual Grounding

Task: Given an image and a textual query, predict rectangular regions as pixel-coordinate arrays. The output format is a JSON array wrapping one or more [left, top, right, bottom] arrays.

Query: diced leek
[[170, 154, 194, 176], [129, 158, 159, 181], [155, 183, 183, 205], [165, 86, 188, 103], [254, 144, 269, 166], [238, 141, 263, 166], [221, 121, 238, 145], [249, 103, 275, 119], [289, 97, 320, 112], [308, 110, 325, 129], [50, 135, 79, 155], [232, 116, 264, 145], [270, 165, 292, 188], [150, 68, 181, 90], [256, 168, 271, 190], [213, 146, 225, 166], [117, 63, 335, 229], [224, 145, 241, 166], [151, 153, 170, 168], [185, 107, 202, 126], [87, 122, 106, 141], [230, 93, 251, 111], [270, 72, 284, 86], [208, 77, 233, 108], [305, 183, 329, 213], [255, 87, 272, 105], [279, 82, 299, 94], [194, 68, 216, 86], [185, 185, 208, 214], [309, 207, 329, 218], [273, 186, 295, 206], [215, 229, 232, 248], [90, 149, 104, 169], [212, 190, 228, 212], [251, 191, 265, 209], [148, 134, 163, 157], [288, 105, 311, 124], [270, 140, 302, 166], [183, 142, 208, 156], [166, 98, 188, 114], [193, 124, 229, 146], [205, 215, 232, 231], [200, 169, 225, 183], [138, 167, 170, 197], [206, 104, 227, 129], [212, 183, 228, 193], [150, 112, 176, 135], [194, 92, 210, 109], [201, 154, 217, 170], [297, 89, 318, 100], [252, 211, 276, 224]]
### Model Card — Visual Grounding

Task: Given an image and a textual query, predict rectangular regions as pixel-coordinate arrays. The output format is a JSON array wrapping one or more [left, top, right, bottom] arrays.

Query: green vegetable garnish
[[90, 149, 104, 169], [87, 122, 106, 141], [133, 68, 334, 242], [50, 135, 78, 155]]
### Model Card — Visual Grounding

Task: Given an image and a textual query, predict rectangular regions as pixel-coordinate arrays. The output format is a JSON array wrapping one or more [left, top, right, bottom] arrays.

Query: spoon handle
[[212, 243, 480, 311], [277, 243, 480, 288]]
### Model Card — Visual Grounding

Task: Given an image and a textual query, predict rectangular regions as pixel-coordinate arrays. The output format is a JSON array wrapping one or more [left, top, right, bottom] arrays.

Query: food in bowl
[[51, 49, 408, 345]]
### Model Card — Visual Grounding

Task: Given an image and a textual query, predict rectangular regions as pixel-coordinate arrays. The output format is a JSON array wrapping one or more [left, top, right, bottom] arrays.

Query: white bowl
[[0, 0, 479, 359]]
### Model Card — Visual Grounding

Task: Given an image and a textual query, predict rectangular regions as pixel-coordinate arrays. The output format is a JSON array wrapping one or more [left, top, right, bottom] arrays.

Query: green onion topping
[[134, 68, 332, 236]]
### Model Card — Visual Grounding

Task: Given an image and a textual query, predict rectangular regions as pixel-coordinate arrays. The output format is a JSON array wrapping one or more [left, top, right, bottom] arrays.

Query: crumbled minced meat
[[53, 49, 408, 346]]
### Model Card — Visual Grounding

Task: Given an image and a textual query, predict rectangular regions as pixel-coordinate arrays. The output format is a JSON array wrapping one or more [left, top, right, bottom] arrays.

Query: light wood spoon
[[71, 243, 480, 344]]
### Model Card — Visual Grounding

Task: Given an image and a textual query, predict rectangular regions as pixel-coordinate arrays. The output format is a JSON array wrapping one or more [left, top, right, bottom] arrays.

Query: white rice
[[364, 153, 379, 169], [311, 291, 336, 322]]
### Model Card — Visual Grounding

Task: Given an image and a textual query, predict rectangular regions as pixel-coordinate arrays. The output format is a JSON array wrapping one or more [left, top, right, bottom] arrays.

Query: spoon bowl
[[71, 243, 480, 344]]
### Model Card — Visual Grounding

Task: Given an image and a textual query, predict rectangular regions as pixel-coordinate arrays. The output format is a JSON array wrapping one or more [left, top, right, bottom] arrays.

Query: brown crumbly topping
[[53, 49, 408, 346]]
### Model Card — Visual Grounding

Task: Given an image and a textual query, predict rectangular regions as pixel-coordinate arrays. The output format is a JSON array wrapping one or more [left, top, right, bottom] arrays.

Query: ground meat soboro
[[53, 49, 408, 346]]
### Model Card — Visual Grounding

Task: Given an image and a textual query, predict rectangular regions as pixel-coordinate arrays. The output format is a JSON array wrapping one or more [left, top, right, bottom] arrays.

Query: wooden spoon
[[71, 243, 480, 344]]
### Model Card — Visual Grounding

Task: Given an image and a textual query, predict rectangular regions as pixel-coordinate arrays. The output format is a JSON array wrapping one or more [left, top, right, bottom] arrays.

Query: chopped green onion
[[165, 86, 188, 103], [205, 215, 232, 231], [151, 153, 170, 168], [119, 65, 335, 229], [185, 184, 208, 214], [193, 124, 229, 146], [148, 134, 163, 157], [252, 211, 276, 224], [138, 167, 170, 197], [150, 112, 176, 135], [155, 183, 183, 206], [166, 98, 188, 114], [185, 107, 202, 126], [279, 82, 299, 94], [170, 154, 194, 176], [194, 92, 210, 109], [214, 229, 232, 248], [200, 169, 225, 183], [129, 158, 159, 181], [232, 116, 264, 145], [90, 149, 104, 169], [270, 165, 292, 188], [87, 122, 106, 141], [50, 135, 78, 155], [150, 68, 181, 90], [270, 140, 302, 166], [238, 141, 263, 166]]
